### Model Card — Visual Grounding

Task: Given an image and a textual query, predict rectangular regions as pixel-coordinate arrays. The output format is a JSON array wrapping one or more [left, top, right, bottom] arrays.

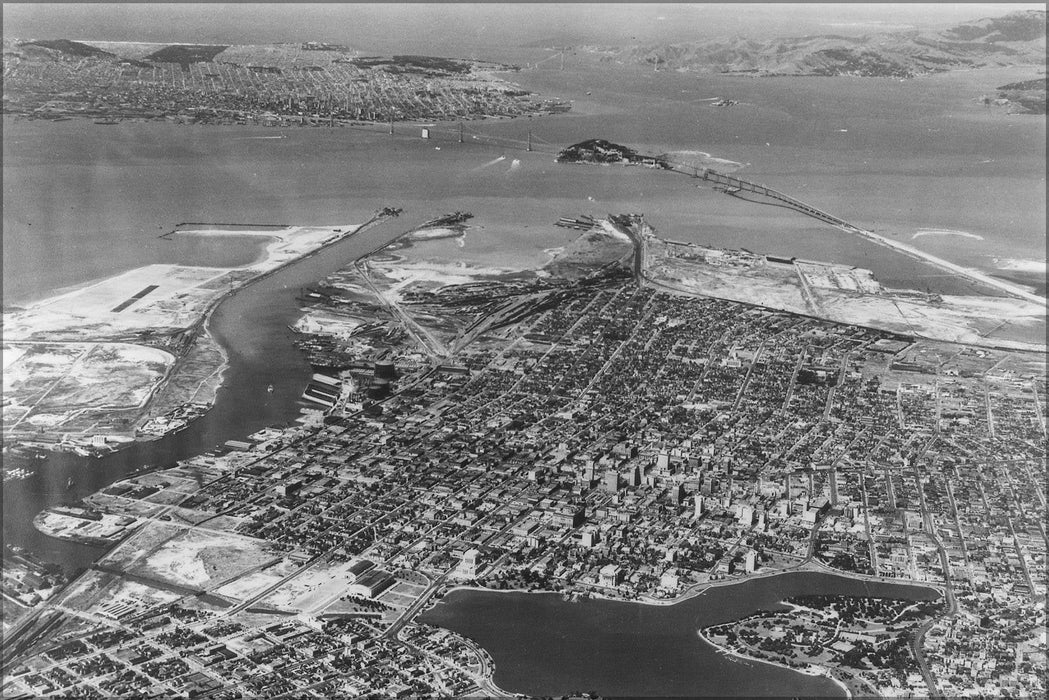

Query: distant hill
[[995, 76, 1047, 114], [18, 39, 114, 58], [580, 10, 1046, 78], [1, 38, 569, 125]]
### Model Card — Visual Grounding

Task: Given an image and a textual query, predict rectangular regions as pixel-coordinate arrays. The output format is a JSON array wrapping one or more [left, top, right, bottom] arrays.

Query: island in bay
[[2, 5, 1046, 699]]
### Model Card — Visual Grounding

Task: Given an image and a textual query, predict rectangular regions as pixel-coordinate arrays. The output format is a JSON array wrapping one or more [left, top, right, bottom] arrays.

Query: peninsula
[[2, 220, 380, 455]]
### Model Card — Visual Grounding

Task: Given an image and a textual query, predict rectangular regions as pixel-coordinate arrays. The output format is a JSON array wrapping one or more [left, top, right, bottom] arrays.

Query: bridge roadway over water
[[660, 159, 1047, 307], [667, 162, 861, 232], [289, 123, 1041, 306]]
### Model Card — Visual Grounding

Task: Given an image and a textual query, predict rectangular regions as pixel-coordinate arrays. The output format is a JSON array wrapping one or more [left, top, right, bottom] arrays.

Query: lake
[[420, 571, 942, 697]]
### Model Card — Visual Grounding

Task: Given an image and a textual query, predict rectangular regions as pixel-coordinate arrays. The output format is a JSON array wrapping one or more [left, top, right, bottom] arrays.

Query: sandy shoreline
[[853, 225, 1047, 306], [3, 222, 369, 449]]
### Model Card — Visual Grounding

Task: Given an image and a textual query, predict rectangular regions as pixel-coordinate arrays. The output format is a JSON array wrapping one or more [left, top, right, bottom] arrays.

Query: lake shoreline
[[422, 571, 941, 697]]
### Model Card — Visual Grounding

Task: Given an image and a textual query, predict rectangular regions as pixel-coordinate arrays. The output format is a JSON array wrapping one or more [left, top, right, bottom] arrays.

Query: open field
[[3, 266, 226, 341], [1, 224, 363, 448], [2, 342, 173, 433], [259, 560, 363, 612], [4, 225, 360, 343], [643, 234, 1046, 352], [293, 308, 367, 339], [213, 570, 284, 600], [129, 528, 276, 590], [33, 509, 141, 545]]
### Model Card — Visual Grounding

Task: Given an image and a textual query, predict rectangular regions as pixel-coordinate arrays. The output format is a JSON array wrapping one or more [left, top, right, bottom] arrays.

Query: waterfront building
[[461, 548, 481, 578], [599, 564, 624, 588]]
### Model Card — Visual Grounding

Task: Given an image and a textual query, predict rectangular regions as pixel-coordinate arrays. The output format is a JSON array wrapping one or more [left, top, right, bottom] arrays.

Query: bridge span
[[660, 159, 1046, 307], [671, 163, 861, 232]]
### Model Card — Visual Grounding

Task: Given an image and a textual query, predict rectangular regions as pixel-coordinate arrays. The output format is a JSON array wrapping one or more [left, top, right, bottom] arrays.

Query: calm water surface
[[4, 68, 1044, 304], [420, 572, 941, 697]]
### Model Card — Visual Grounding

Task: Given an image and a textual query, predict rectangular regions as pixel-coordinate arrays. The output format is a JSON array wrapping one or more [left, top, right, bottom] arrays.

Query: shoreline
[[151, 220, 384, 446], [428, 570, 939, 698], [695, 625, 854, 699], [439, 562, 941, 611], [3, 220, 378, 455], [3, 231, 273, 310], [851, 224, 1047, 307], [634, 233, 1047, 353]]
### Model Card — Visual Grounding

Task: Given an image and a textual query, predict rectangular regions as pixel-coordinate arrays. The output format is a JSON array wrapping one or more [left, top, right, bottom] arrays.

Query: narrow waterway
[[1, 213, 429, 573], [420, 572, 941, 697]]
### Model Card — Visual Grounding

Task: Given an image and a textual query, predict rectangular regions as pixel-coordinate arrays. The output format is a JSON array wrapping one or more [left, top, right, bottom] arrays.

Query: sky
[[3, 3, 1044, 55]]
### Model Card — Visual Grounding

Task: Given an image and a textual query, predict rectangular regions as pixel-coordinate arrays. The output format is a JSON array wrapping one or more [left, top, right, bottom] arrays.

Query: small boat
[[267, 384, 274, 393]]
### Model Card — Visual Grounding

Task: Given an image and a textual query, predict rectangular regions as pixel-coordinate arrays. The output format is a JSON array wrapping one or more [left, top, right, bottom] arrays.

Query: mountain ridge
[[579, 10, 1046, 78]]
